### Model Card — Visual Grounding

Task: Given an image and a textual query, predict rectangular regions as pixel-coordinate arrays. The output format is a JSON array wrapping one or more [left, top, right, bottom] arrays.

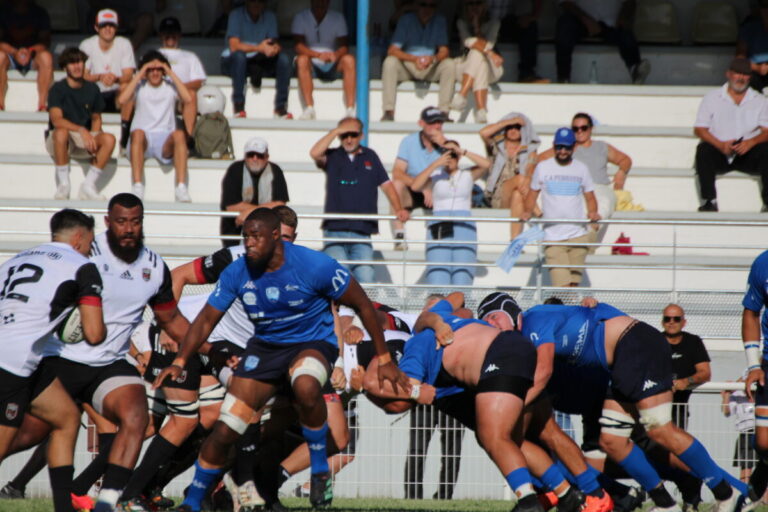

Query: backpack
[[193, 112, 234, 159]]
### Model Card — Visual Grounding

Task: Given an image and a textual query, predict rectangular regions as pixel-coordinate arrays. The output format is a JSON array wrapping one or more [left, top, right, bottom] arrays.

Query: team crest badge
[[243, 292, 257, 306], [266, 286, 280, 302], [142, 268, 151, 281], [244, 355, 260, 371], [5, 403, 18, 421]]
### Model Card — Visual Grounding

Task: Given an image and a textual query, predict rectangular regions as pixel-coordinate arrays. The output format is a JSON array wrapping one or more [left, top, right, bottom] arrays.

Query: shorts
[[234, 338, 338, 384], [734, 431, 756, 470], [144, 349, 203, 390], [207, 340, 245, 379], [355, 339, 406, 368], [0, 365, 56, 427], [609, 321, 673, 403], [435, 391, 477, 431], [45, 129, 98, 160], [754, 360, 768, 409], [406, 189, 429, 211], [40, 357, 143, 415], [309, 60, 339, 81], [101, 90, 119, 114], [127, 129, 173, 164], [475, 331, 536, 399], [9, 54, 32, 74]]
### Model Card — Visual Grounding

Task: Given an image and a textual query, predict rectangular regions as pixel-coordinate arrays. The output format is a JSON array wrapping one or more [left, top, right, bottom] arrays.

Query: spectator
[[158, 16, 207, 139], [391, 107, 449, 250], [490, 0, 546, 83], [292, 0, 356, 120], [749, 56, 768, 96], [662, 303, 711, 430], [118, 50, 192, 202], [310, 117, 409, 283], [47, 47, 116, 201], [521, 127, 600, 287], [219, 137, 289, 247], [86, 0, 156, 51], [722, 374, 756, 484], [380, 0, 454, 121], [450, 0, 503, 123], [479, 113, 539, 240], [221, 0, 292, 119], [0, 0, 53, 111], [410, 139, 490, 285], [695, 57, 768, 212], [79, 9, 135, 151], [555, 0, 649, 84]]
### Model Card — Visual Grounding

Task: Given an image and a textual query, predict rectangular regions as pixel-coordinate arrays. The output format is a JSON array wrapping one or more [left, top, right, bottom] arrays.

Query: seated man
[[292, 0, 355, 120], [47, 48, 116, 201], [221, 0, 291, 119], [118, 51, 193, 203], [0, 0, 53, 111], [380, 0, 454, 121], [694, 58, 768, 212]]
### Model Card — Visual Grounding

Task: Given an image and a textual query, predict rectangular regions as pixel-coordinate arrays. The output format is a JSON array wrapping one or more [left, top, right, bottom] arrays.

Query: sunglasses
[[663, 316, 683, 323], [572, 125, 591, 132], [98, 22, 117, 29], [554, 144, 573, 151], [506, 123, 522, 130], [339, 131, 360, 139], [245, 151, 266, 159]]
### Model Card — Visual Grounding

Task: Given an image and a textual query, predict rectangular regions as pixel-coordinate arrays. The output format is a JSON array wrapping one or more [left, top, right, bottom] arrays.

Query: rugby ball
[[56, 308, 84, 344]]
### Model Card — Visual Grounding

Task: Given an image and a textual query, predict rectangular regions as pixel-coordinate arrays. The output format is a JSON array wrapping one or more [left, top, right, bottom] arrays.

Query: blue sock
[[532, 475, 545, 489], [575, 466, 601, 494], [302, 423, 330, 474], [721, 468, 748, 495], [182, 461, 223, 511], [677, 439, 725, 490], [541, 464, 566, 492], [506, 467, 535, 498], [555, 460, 577, 484], [617, 445, 663, 491]]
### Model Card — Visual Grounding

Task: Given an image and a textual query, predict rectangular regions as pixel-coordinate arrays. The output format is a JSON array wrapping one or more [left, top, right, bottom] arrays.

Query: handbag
[[429, 222, 454, 240]]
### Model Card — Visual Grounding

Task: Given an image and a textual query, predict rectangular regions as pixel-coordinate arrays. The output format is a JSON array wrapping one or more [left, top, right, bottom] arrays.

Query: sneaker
[[175, 183, 192, 203], [238, 480, 265, 508], [557, 488, 585, 512], [394, 232, 407, 251], [299, 106, 316, 120], [78, 182, 105, 201], [381, 110, 395, 121], [145, 488, 175, 510], [293, 482, 310, 498], [0, 483, 24, 499], [345, 106, 356, 117], [513, 494, 546, 512], [54, 183, 71, 200], [538, 492, 558, 510], [475, 108, 488, 124], [715, 487, 742, 512], [631, 59, 651, 85], [698, 199, 718, 212], [71, 493, 94, 510], [309, 471, 333, 508], [613, 487, 646, 512], [222, 472, 241, 512], [273, 108, 293, 120], [583, 491, 613, 512], [450, 94, 467, 111], [132, 182, 145, 200], [234, 110, 247, 118], [738, 487, 760, 512]]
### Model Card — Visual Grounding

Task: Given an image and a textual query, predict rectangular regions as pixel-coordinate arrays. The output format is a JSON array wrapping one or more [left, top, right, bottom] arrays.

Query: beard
[[106, 228, 145, 263]]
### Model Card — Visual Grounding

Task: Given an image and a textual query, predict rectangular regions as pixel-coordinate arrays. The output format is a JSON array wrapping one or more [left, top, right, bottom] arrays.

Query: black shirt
[[47, 79, 104, 132], [219, 160, 290, 246], [669, 331, 710, 404]]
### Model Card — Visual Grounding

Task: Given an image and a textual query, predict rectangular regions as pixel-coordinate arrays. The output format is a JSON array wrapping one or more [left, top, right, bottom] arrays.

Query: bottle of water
[[589, 60, 598, 84]]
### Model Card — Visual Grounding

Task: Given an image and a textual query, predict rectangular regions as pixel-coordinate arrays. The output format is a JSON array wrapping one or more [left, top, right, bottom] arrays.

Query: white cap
[[96, 9, 119, 26], [244, 137, 268, 154]]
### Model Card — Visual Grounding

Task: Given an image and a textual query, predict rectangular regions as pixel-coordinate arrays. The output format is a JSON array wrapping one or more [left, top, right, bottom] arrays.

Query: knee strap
[[638, 403, 672, 430], [290, 357, 328, 387], [219, 393, 254, 435], [167, 398, 200, 418], [599, 409, 635, 437]]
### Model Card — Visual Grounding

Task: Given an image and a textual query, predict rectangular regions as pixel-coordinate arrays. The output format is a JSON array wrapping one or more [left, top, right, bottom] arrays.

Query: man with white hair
[[219, 136, 290, 247]]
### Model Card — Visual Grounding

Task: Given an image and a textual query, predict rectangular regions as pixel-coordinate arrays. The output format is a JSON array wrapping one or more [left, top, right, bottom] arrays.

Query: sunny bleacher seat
[[692, 0, 738, 44], [154, 0, 201, 34], [634, 0, 681, 44], [37, 0, 80, 32]]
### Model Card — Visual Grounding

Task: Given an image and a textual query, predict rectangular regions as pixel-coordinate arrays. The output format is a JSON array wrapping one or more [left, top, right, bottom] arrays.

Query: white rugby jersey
[[46, 232, 176, 366], [0, 242, 102, 377], [178, 292, 252, 349]]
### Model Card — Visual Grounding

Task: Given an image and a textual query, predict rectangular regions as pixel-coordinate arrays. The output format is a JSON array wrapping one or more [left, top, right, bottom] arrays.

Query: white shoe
[[175, 183, 191, 203], [237, 480, 265, 508], [649, 506, 681, 512], [54, 183, 70, 200], [345, 106, 356, 118], [450, 94, 467, 111], [222, 472, 241, 512], [631, 59, 651, 84], [78, 182, 105, 201], [714, 487, 741, 512], [131, 182, 144, 200], [475, 108, 488, 124], [300, 106, 316, 120]]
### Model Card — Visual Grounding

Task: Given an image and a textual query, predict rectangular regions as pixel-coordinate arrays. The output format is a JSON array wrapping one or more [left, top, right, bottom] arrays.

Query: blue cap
[[553, 127, 575, 146]]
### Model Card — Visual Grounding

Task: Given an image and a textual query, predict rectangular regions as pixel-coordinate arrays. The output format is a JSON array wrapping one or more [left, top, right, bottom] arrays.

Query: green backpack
[[193, 111, 234, 159]]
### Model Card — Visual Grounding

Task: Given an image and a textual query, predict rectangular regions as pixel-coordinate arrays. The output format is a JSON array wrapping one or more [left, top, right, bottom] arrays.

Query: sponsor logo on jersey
[[309, 443, 325, 451], [2, 313, 15, 325], [5, 403, 18, 421], [120, 270, 133, 280], [568, 320, 588, 364], [288, 299, 304, 307], [484, 363, 499, 373], [243, 281, 257, 290], [204, 255, 213, 268], [142, 268, 151, 281], [244, 355, 260, 371], [643, 379, 657, 391], [243, 292, 257, 306], [331, 268, 349, 292], [671, 353, 682, 359], [266, 286, 280, 302], [47, 251, 62, 260], [175, 370, 188, 383], [284, 284, 299, 291]]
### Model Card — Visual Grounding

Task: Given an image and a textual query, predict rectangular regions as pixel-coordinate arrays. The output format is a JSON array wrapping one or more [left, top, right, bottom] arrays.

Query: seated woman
[[410, 140, 490, 286], [479, 113, 540, 240]]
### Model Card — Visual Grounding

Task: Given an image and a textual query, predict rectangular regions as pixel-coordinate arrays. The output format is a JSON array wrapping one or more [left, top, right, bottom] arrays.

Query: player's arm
[[527, 342, 554, 405], [413, 311, 453, 346], [743, 307, 763, 399], [171, 248, 233, 300], [153, 306, 189, 345], [76, 262, 106, 345]]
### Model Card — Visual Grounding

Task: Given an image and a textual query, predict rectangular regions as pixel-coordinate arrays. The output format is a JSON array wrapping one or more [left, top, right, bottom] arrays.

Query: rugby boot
[[71, 493, 94, 511], [309, 471, 333, 508], [583, 490, 614, 512], [513, 494, 546, 512], [557, 487, 586, 512], [145, 488, 174, 510], [612, 487, 646, 512], [538, 491, 558, 510], [715, 486, 743, 512], [0, 482, 24, 499]]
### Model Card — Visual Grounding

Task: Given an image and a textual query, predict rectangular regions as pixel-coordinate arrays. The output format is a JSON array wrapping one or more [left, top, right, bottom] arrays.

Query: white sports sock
[[84, 166, 102, 186], [55, 165, 70, 185]]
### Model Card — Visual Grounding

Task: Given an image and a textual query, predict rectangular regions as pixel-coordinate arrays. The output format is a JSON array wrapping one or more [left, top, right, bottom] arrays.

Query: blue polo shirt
[[391, 12, 448, 56], [223, 7, 278, 58], [396, 132, 442, 178], [321, 145, 389, 235]]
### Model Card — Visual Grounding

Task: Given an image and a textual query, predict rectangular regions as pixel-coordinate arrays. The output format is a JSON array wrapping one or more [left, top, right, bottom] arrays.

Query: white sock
[[55, 165, 69, 186], [85, 166, 102, 186]]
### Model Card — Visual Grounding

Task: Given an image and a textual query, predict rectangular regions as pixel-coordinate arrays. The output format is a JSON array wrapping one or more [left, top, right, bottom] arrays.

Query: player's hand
[[416, 384, 436, 405], [745, 367, 764, 401], [489, 51, 504, 68], [343, 325, 364, 345], [377, 360, 411, 395], [349, 365, 365, 392], [227, 355, 240, 369], [580, 296, 598, 308], [434, 321, 454, 348], [330, 366, 346, 390], [153, 364, 183, 389]]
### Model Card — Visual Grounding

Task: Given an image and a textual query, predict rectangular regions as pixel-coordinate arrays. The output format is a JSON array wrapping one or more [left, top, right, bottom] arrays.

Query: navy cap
[[554, 127, 576, 146], [158, 17, 182, 34]]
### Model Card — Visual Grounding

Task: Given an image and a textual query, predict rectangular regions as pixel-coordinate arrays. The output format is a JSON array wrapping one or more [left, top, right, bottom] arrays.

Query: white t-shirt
[[694, 83, 768, 143], [131, 79, 179, 134], [159, 48, 207, 85], [291, 8, 347, 67], [558, 0, 621, 27], [531, 157, 594, 241], [179, 292, 252, 349], [729, 390, 755, 433], [430, 167, 474, 211], [79, 35, 136, 93]]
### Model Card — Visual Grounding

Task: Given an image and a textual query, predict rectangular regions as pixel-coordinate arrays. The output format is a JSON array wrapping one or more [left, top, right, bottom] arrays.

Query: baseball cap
[[96, 9, 118, 26], [158, 17, 182, 35], [729, 57, 752, 75], [553, 127, 576, 147], [420, 106, 451, 124], [244, 137, 268, 154], [753, 54, 768, 65], [477, 292, 522, 329]]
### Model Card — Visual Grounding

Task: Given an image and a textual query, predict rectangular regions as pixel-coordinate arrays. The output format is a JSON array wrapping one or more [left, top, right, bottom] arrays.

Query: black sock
[[233, 424, 260, 486], [149, 426, 210, 493], [98, 464, 133, 503], [72, 433, 115, 496], [121, 435, 178, 500], [49, 465, 74, 512], [710, 478, 733, 501], [120, 120, 130, 149], [751, 457, 768, 497], [648, 485, 676, 508], [277, 465, 290, 487], [11, 439, 49, 492], [597, 473, 630, 498]]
